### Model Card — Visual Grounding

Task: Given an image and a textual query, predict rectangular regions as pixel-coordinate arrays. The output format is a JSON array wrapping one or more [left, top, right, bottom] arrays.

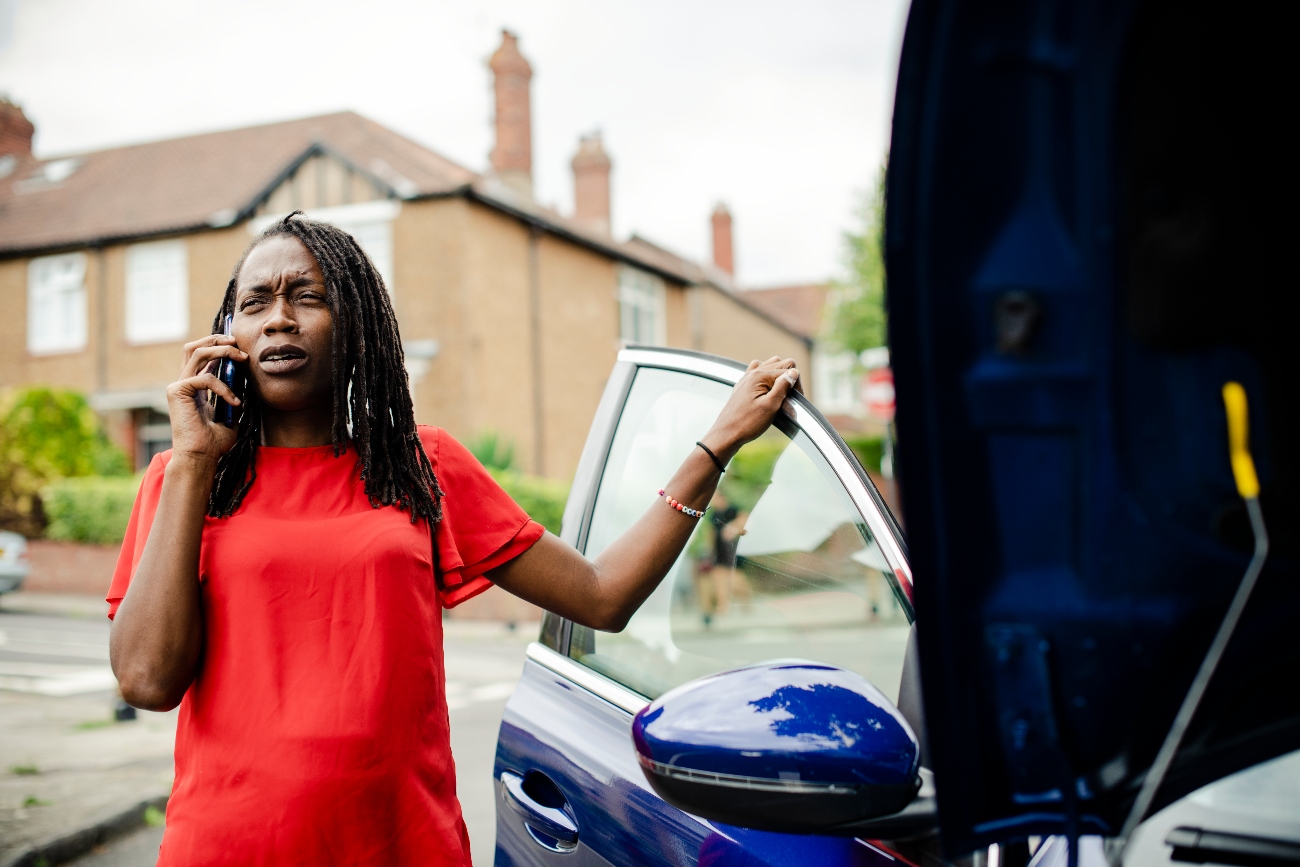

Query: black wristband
[[696, 441, 727, 474]]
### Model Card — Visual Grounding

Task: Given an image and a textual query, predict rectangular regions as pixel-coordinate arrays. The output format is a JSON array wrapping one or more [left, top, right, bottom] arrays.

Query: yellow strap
[[1222, 382, 1260, 500]]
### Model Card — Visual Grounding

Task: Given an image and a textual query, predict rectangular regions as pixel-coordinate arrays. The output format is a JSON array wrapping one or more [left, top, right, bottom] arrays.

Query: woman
[[108, 213, 800, 865]]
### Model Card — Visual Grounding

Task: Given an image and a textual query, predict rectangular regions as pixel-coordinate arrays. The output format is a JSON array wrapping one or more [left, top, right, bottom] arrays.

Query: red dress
[[107, 426, 544, 866]]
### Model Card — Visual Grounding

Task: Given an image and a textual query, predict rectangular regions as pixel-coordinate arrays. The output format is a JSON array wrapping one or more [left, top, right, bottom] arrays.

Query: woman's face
[[233, 235, 335, 413]]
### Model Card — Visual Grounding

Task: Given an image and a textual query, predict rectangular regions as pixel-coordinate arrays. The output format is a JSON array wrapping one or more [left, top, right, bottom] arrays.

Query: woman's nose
[[263, 296, 297, 333]]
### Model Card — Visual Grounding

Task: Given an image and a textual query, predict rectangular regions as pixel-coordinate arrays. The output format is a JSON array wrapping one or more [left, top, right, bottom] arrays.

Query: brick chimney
[[571, 132, 612, 234], [488, 30, 533, 199], [711, 202, 734, 276], [0, 98, 35, 157]]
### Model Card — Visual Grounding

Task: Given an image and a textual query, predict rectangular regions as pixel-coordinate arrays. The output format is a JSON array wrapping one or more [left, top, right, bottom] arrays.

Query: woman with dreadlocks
[[106, 213, 801, 865]]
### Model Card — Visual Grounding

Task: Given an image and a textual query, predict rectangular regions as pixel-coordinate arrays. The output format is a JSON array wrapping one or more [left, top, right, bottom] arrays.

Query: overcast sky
[[0, 0, 909, 286]]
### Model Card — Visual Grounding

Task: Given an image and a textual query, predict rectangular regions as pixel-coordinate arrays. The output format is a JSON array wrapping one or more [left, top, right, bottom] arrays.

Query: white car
[[0, 530, 31, 594]]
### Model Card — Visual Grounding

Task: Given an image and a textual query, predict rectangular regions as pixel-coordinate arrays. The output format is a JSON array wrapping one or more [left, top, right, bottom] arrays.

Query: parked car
[[0, 530, 31, 594]]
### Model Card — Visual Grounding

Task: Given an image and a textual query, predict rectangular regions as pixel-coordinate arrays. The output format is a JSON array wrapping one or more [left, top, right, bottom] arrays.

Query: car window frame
[[537, 347, 914, 711]]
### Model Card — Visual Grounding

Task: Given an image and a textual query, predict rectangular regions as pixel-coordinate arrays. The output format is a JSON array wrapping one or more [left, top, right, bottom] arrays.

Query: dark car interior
[[885, 0, 1296, 857], [1119, 0, 1297, 815]]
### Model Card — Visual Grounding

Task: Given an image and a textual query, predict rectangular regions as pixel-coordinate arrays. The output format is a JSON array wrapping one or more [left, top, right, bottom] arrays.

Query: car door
[[493, 347, 918, 867]]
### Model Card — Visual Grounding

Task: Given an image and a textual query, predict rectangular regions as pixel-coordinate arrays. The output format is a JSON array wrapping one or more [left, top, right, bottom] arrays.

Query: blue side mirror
[[632, 662, 922, 834]]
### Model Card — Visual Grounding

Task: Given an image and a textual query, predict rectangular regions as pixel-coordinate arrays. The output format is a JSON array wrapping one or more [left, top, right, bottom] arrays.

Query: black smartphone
[[210, 314, 245, 428]]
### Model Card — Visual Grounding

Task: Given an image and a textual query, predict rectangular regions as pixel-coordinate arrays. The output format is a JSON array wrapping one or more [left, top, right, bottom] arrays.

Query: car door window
[[570, 366, 912, 703]]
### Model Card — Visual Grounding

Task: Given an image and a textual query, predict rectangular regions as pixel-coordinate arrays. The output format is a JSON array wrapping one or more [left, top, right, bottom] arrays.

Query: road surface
[[0, 597, 529, 866]]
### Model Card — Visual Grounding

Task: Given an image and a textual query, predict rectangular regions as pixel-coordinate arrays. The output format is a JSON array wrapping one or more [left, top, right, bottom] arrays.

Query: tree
[[0, 387, 129, 536], [826, 159, 888, 354]]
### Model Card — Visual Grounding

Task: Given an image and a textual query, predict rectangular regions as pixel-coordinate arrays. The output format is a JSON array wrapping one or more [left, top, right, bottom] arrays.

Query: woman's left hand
[[699, 356, 802, 463]]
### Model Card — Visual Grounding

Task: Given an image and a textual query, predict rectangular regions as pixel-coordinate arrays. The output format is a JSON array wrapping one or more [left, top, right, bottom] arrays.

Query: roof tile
[[0, 112, 474, 255], [737, 283, 831, 340]]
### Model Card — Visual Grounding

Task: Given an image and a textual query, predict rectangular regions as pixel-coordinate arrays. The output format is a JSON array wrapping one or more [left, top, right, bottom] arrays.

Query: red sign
[[862, 367, 895, 421]]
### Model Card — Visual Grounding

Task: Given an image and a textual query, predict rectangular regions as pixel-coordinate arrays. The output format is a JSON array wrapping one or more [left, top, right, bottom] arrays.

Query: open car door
[[492, 347, 917, 867], [886, 0, 1297, 857]]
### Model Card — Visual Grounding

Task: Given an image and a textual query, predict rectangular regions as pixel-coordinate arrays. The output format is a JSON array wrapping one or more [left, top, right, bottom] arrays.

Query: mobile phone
[[210, 314, 245, 428]]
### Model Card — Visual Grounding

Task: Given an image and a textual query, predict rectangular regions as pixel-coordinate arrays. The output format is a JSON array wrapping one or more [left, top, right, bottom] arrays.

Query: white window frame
[[812, 349, 862, 416], [27, 252, 88, 354], [251, 200, 399, 294], [125, 239, 189, 344], [618, 266, 667, 347]]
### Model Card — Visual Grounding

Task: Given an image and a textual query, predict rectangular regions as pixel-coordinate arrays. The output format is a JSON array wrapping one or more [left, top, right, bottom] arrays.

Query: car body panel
[[886, 0, 1297, 853]]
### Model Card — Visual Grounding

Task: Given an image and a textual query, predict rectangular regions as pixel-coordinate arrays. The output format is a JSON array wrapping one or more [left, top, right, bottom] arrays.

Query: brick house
[[0, 31, 809, 482], [739, 281, 888, 435]]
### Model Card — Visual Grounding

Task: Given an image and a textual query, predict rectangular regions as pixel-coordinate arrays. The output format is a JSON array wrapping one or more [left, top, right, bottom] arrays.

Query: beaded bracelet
[[658, 489, 706, 518]]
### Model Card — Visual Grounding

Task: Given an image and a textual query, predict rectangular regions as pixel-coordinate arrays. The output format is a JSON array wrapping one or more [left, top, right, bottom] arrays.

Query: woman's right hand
[[115, 333, 245, 710], [166, 334, 248, 463]]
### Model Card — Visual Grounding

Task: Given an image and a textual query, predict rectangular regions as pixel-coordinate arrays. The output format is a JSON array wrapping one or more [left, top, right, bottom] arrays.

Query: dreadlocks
[[206, 211, 443, 523]]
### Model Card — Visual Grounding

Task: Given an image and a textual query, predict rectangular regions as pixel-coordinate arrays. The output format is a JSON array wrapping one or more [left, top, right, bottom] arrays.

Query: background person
[[693, 488, 751, 626]]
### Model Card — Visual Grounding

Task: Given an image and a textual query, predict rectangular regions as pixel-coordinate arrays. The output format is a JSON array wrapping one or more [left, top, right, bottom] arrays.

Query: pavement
[[0, 592, 533, 867]]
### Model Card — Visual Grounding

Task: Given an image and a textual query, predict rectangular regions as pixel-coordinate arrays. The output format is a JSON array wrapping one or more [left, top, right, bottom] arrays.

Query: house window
[[251, 201, 398, 293], [813, 349, 861, 416], [338, 218, 394, 292], [134, 408, 173, 471], [618, 266, 666, 346], [27, 252, 87, 354], [126, 240, 189, 344]]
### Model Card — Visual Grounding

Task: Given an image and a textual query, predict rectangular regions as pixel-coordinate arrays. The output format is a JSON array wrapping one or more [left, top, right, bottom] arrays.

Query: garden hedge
[[43, 475, 143, 545]]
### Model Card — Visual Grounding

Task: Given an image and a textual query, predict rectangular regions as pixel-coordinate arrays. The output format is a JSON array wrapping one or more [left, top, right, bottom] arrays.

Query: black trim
[[641, 766, 922, 835], [829, 795, 940, 841]]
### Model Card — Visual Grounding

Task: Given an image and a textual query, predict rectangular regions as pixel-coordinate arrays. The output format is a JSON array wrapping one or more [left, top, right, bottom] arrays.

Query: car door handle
[[500, 771, 579, 847]]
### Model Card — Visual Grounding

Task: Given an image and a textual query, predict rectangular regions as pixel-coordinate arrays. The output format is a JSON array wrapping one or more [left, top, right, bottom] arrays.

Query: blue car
[[494, 0, 1298, 861]]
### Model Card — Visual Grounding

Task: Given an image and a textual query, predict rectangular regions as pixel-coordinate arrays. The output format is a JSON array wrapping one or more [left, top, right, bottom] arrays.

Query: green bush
[[42, 475, 142, 545], [490, 469, 569, 535], [1, 388, 129, 478], [842, 434, 885, 476], [38, 466, 570, 544], [468, 430, 517, 472], [0, 387, 131, 536]]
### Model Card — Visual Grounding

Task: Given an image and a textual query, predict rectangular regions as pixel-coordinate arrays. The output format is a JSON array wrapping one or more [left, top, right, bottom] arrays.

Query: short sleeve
[[106, 452, 171, 619], [421, 426, 545, 608]]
